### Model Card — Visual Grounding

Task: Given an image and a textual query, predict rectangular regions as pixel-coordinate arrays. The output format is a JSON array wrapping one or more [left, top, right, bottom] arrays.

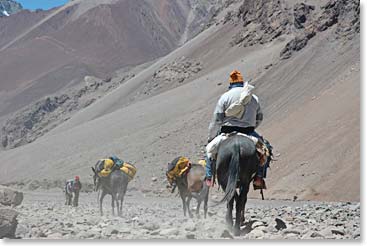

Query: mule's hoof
[[233, 228, 241, 237], [226, 218, 233, 227]]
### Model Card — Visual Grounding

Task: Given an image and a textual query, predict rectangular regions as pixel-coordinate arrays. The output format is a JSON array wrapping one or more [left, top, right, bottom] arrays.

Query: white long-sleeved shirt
[[208, 86, 263, 141]]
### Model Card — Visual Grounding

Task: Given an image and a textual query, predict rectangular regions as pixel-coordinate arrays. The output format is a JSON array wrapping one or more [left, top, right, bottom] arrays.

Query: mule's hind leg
[[111, 194, 117, 216], [114, 198, 119, 217], [99, 190, 107, 216], [234, 186, 248, 236], [240, 210, 245, 226], [204, 187, 209, 219], [180, 193, 187, 217], [196, 199, 202, 218], [241, 185, 249, 227], [226, 196, 235, 227], [118, 185, 127, 217], [187, 195, 194, 218]]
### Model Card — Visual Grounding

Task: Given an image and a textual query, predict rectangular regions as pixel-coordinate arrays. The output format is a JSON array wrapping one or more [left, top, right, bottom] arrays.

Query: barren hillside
[[0, 0, 220, 121]]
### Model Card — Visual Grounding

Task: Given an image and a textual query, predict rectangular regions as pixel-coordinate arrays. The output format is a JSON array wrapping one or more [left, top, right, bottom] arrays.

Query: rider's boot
[[253, 166, 266, 190]]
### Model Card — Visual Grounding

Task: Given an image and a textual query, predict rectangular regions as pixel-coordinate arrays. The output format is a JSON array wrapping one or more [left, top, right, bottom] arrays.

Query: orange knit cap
[[229, 70, 244, 83]]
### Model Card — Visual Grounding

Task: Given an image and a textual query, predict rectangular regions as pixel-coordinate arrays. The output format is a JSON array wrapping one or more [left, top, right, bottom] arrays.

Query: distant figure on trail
[[205, 70, 272, 190], [65, 176, 82, 207]]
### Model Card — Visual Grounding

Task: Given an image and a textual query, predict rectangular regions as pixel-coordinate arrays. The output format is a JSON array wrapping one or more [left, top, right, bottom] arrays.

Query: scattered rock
[[275, 218, 287, 230], [142, 57, 202, 96], [251, 221, 264, 229], [248, 228, 265, 239], [283, 229, 302, 235], [143, 222, 160, 231], [353, 229, 360, 239], [0, 186, 23, 207], [311, 231, 325, 238], [320, 226, 341, 237], [47, 232, 63, 239], [220, 229, 233, 239], [77, 231, 97, 239], [159, 228, 179, 237], [0, 208, 18, 238], [293, 3, 315, 29], [264, 64, 273, 70], [184, 221, 196, 232], [331, 228, 345, 236], [280, 34, 310, 59]]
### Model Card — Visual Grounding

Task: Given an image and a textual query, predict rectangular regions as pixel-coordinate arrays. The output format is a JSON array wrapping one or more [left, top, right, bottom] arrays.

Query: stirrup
[[253, 178, 266, 190]]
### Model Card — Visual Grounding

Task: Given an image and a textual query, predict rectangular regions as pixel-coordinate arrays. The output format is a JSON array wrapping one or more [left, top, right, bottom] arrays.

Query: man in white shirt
[[205, 70, 266, 189]]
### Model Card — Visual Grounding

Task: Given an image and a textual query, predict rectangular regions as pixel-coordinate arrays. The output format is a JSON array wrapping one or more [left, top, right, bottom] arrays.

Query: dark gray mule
[[216, 134, 259, 236], [91, 167, 129, 216]]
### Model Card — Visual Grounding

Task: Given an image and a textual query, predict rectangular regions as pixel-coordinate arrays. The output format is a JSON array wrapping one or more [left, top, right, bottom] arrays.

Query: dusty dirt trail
[[13, 187, 360, 240]]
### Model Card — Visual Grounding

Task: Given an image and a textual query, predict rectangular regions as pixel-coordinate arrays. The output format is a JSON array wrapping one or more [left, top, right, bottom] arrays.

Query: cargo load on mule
[[95, 155, 137, 182]]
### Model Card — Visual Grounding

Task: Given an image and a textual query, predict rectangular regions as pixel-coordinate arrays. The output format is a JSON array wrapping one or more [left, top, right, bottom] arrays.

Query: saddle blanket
[[206, 132, 269, 166]]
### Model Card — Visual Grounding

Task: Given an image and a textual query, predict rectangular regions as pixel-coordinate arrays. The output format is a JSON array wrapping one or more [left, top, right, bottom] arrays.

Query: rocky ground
[[10, 188, 360, 240]]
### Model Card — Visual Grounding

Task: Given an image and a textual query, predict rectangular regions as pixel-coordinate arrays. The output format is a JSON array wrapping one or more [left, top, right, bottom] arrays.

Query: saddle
[[206, 132, 270, 167]]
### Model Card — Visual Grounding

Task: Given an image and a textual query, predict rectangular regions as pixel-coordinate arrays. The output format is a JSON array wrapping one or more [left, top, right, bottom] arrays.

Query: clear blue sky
[[17, 0, 69, 10]]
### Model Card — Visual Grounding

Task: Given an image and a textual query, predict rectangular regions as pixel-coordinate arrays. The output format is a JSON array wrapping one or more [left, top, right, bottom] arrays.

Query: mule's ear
[[91, 167, 96, 173]]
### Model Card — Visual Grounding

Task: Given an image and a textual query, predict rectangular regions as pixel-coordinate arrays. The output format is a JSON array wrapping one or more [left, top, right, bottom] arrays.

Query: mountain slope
[[0, 0, 193, 119], [0, 0, 222, 149]]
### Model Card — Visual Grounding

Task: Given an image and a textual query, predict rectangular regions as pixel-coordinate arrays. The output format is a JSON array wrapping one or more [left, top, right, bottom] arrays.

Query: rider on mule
[[205, 70, 269, 189]]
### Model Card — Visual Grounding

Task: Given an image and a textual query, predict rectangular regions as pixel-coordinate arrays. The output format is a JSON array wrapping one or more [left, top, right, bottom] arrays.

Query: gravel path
[[13, 188, 360, 240]]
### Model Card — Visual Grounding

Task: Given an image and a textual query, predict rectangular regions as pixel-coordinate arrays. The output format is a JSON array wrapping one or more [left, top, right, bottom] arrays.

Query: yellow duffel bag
[[120, 162, 137, 182], [97, 159, 115, 177]]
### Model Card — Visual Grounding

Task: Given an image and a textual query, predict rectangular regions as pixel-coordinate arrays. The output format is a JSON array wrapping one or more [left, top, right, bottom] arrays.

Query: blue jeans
[[205, 155, 214, 178], [205, 130, 266, 179]]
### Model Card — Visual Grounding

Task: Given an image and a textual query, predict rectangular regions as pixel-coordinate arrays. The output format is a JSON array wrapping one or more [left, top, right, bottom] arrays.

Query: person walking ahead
[[65, 176, 82, 207]]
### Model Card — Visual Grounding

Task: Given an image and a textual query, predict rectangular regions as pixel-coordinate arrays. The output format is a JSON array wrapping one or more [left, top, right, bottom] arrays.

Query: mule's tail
[[220, 139, 240, 203]]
